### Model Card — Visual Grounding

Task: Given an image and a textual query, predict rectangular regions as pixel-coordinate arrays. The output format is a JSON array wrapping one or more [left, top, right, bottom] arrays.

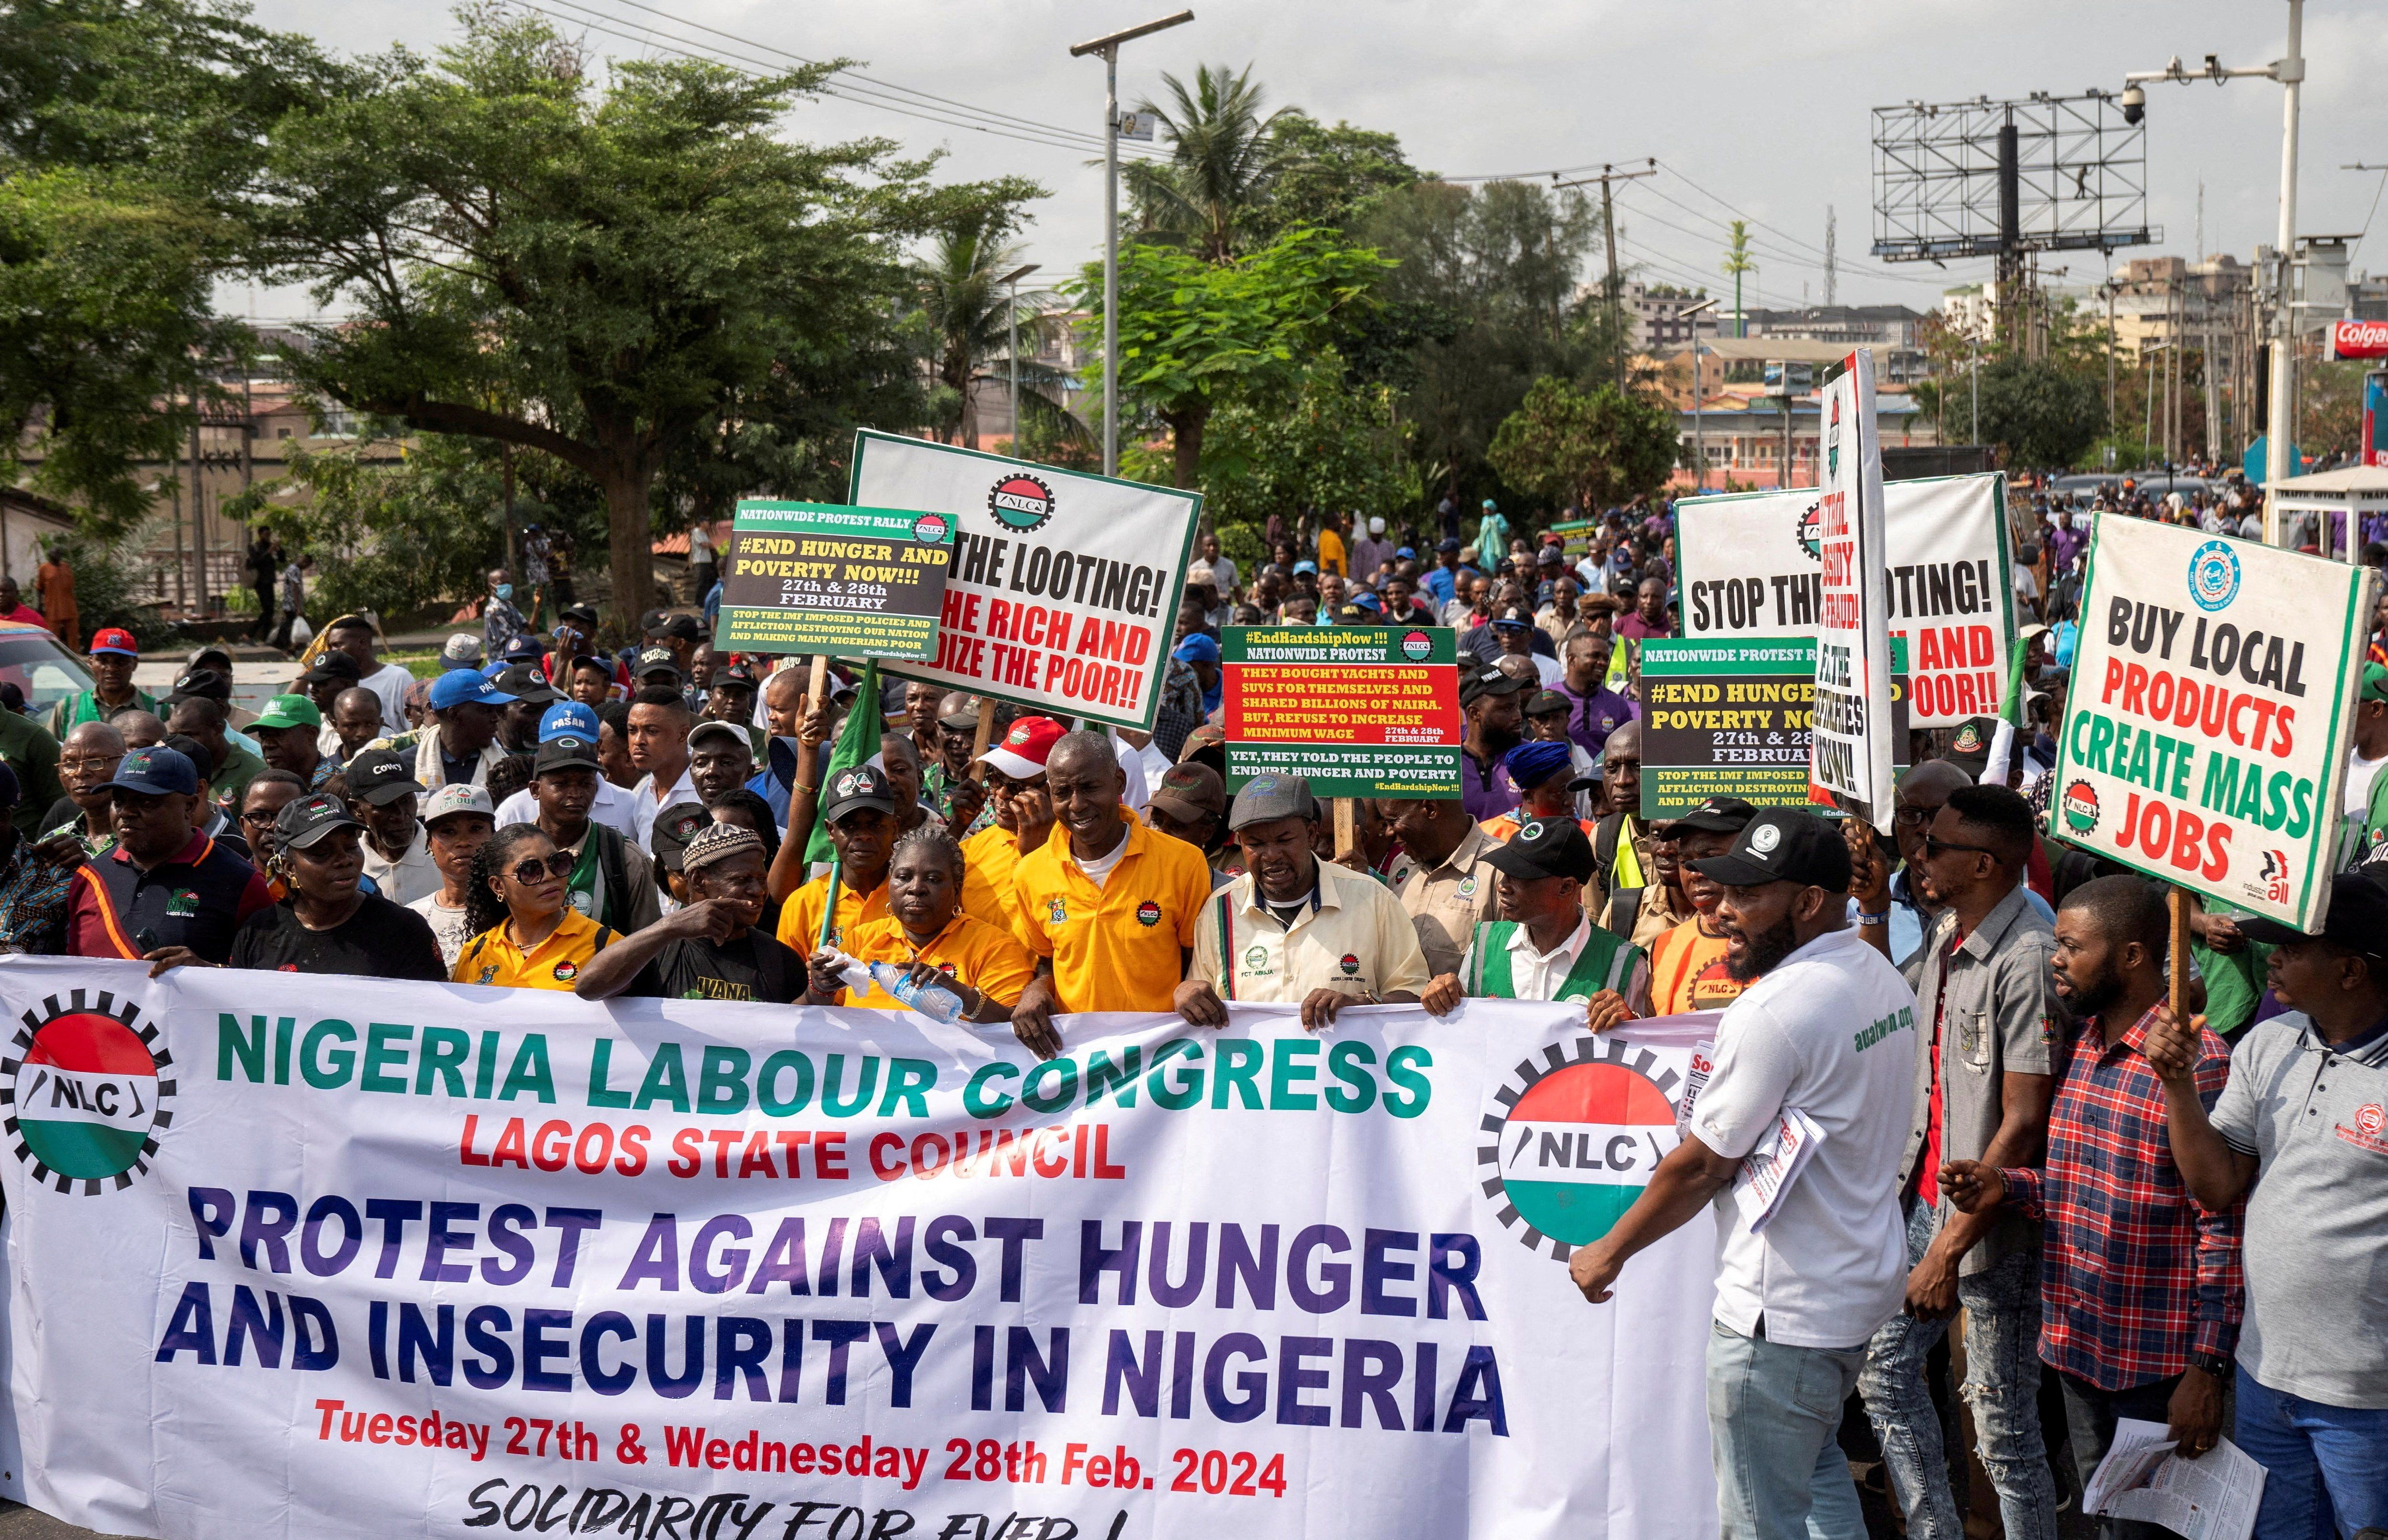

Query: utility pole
[[1686, 297, 1718, 492], [1553, 160, 1654, 390], [1001, 263, 1040, 450], [189, 393, 208, 616], [1071, 11, 1193, 479], [2104, 277, 2119, 426], [1824, 206, 1837, 307]]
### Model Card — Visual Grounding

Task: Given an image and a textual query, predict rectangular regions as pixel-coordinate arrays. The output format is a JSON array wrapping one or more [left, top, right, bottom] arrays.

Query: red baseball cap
[[88, 627, 139, 658], [980, 716, 1064, 779]]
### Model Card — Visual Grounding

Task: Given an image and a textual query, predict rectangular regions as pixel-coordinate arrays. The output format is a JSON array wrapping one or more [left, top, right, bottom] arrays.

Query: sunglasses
[[1922, 834, 1998, 861], [506, 856, 572, 884]]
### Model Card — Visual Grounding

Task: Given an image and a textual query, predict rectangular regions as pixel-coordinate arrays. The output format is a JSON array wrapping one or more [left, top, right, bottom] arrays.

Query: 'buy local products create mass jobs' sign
[[2052, 516, 2377, 930]]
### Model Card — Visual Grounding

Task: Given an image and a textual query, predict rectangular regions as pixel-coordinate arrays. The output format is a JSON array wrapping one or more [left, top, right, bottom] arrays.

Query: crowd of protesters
[[0, 479, 2380, 1540]]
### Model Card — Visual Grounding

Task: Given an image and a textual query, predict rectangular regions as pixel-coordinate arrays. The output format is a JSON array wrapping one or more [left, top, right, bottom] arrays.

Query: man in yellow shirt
[[1009, 731, 1213, 1057], [822, 825, 1036, 1020], [961, 715, 1066, 934], [774, 764, 899, 954], [1316, 512, 1350, 578], [1179, 775, 1430, 1031], [1646, 797, 1757, 1015]]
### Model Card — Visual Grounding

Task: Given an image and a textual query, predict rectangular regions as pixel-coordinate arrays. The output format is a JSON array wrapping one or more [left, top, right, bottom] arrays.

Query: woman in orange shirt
[[807, 825, 1033, 1021]]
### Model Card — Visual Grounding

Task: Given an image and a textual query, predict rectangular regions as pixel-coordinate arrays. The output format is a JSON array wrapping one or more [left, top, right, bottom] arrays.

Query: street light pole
[[1000, 263, 1039, 453], [2121, 0, 2303, 540], [1072, 11, 1193, 478], [1684, 297, 1718, 493]]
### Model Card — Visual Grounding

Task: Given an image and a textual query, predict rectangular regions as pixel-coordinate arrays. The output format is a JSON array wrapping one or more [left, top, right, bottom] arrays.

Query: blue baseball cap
[[429, 668, 513, 711], [1173, 634, 1222, 665], [1349, 591, 1383, 613], [501, 634, 545, 664], [1396, 546, 1416, 560], [540, 700, 599, 744], [1292, 560, 1318, 576], [99, 745, 200, 797]]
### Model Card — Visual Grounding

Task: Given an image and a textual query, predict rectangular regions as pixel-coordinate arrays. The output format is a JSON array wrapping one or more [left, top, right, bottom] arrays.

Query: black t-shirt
[[228, 892, 449, 980], [626, 930, 805, 1004]]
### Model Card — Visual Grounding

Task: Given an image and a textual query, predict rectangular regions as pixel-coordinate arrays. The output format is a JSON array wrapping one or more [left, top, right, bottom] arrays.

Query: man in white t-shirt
[[1567, 808, 1919, 1540]]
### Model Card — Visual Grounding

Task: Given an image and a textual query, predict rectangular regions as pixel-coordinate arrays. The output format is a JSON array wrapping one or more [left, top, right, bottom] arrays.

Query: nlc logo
[[2, 988, 175, 1195], [1478, 1035, 1684, 1261]]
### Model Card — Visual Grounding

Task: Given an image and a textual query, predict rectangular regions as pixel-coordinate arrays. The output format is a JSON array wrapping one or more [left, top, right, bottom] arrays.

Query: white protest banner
[[2048, 519, 2377, 930], [1808, 349, 1896, 829], [1675, 474, 2015, 727], [850, 431, 1204, 731], [0, 959, 1718, 1540]]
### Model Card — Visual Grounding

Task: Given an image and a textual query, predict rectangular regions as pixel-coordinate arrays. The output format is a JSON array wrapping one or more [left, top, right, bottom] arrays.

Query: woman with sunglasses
[[452, 824, 619, 989]]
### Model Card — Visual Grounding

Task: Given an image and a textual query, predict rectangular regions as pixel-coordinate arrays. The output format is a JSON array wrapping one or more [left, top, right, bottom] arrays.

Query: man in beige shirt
[[1178, 776, 1430, 1031], [1385, 795, 1502, 978]]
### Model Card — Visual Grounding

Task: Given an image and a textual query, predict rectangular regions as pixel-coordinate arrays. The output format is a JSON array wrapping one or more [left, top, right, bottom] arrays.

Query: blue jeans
[[1857, 1200, 2058, 1540], [2237, 1365, 2388, 1540], [1707, 1319, 1868, 1540]]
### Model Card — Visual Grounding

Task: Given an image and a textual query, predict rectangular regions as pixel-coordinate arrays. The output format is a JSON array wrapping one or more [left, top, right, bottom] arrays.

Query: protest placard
[[1675, 473, 2013, 726], [1221, 624, 1461, 797], [713, 500, 955, 658], [850, 431, 1203, 731], [1808, 349, 1896, 829], [1640, 637, 1910, 817], [0, 958, 1718, 1540], [2048, 518, 2377, 930]]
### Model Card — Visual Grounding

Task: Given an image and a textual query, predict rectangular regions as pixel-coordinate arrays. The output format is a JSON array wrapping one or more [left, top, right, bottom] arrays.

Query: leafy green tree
[[909, 205, 1081, 451], [1198, 352, 1414, 532], [1245, 112, 1420, 245], [1083, 225, 1393, 488], [1127, 62, 1289, 263], [1975, 357, 2107, 470], [249, 7, 1039, 623], [1487, 377, 1679, 512]]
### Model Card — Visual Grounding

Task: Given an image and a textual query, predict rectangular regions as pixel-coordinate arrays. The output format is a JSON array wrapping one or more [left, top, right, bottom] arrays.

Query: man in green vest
[[46, 627, 155, 741], [1422, 815, 1651, 1026]]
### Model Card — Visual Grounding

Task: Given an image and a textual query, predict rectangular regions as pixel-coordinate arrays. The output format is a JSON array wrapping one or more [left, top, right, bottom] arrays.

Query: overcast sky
[[240, 0, 2388, 324]]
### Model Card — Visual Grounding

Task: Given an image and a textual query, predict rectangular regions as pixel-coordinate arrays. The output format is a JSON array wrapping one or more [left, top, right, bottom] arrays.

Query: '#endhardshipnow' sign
[[2050, 518, 2377, 930], [0, 961, 1721, 1540]]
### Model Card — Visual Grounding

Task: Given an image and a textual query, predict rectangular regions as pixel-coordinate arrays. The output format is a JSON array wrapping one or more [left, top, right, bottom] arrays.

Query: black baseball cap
[[344, 747, 423, 806], [300, 652, 361, 685], [495, 663, 562, 704], [1943, 716, 2000, 779], [822, 763, 897, 822], [1459, 665, 1532, 708], [649, 801, 712, 871], [1485, 816, 1596, 882], [1691, 807, 1851, 891], [1665, 796, 1759, 836], [171, 667, 232, 701], [275, 792, 365, 850], [2234, 872, 2388, 956], [633, 646, 682, 680], [533, 739, 601, 776], [1524, 689, 1571, 719], [652, 613, 704, 642]]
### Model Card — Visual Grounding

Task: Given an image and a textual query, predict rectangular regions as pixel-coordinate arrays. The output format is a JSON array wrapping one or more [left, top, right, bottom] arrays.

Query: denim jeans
[[1857, 1199, 2058, 1540], [2237, 1365, 2388, 1540], [1707, 1319, 1869, 1540], [2056, 1369, 2185, 1540]]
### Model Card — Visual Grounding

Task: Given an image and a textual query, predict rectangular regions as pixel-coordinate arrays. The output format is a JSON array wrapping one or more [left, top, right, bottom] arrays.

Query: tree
[[1974, 357, 2107, 470], [1198, 352, 1414, 532], [909, 205, 1081, 451], [0, 0, 335, 533], [1083, 225, 1392, 488], [249, 7, 1039, 624], [1126, 62, 1290, 263], [1721, 221, 1755, 338], [1244, 113, 1420, 245], [1487, 377, 1679, 512]]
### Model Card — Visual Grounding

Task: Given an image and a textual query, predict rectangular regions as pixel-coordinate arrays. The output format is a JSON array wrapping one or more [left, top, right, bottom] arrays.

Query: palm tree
[[1127, 63, 1290, 263], [1721, 221, 1757, 340], [911, 212, 1083, 450]]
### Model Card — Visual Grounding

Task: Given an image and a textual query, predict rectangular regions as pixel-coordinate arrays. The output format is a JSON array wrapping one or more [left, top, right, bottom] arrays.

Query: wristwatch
[[2188, 1352, 2231, 1380]]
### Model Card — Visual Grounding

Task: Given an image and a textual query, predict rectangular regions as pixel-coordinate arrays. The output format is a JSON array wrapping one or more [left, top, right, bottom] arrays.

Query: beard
[[2058, 963, 2123, 1020], [1725, 911, 1802, 983], [1474, 720, 1523, 759]]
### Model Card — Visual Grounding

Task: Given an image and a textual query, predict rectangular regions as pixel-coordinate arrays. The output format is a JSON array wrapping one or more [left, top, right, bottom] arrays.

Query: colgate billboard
[[2328, 319, 2388, 360]]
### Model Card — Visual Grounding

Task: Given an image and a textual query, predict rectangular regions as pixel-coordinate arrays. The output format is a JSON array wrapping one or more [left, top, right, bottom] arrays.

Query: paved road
[[0, 1501, 113, 1537]]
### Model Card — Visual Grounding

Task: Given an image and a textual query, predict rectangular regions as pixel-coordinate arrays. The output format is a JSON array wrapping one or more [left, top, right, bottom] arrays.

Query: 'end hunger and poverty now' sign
[[0, 961, 1723, 1540], [1674, 473, 2013, 727], [1640, 638, 1909, 818], [714, 501, 954, 658], [850, 431, 1204, 732], [2051, 518, 2378, 930], [1221, 625, 1462, 797]]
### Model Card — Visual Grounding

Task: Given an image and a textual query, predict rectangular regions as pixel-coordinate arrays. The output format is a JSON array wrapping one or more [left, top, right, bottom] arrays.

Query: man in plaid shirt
[[1944, 875, 2242, 1540]]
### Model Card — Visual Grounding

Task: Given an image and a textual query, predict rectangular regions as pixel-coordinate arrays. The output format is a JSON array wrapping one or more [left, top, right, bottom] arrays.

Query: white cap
[[1369, 516, 1385, 535], [421, 782, 494, 826]]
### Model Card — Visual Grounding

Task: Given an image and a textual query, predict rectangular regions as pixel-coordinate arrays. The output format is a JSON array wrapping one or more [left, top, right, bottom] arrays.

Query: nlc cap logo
[[987, 474, 1055, 534], [2188, 540, 2242, 613], [2, 988, 175, 1195], [1478, 1035, 1683, 1260]]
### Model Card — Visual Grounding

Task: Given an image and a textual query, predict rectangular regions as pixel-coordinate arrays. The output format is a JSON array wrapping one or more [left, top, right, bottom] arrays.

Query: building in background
[[1738, 304, 1930, 384]]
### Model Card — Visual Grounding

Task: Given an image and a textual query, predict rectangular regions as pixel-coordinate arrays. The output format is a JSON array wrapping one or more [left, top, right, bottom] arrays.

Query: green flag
[[803, 658, 880, 867]]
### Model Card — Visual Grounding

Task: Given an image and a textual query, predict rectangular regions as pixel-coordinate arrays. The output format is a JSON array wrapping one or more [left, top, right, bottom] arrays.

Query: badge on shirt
[[1047, 898, 1067, 925], [2338, 1103, 2388, 1156], [1242, 944, 1271, 975], [553, 960, 578, 983], [1457, 876, 1479, 898], [1339, 953, 1361, 976], [1135, 901, 1161, 928], [477, 966, 499, 985], [167, 889, 199, 917], [569, 890, 595, 916]]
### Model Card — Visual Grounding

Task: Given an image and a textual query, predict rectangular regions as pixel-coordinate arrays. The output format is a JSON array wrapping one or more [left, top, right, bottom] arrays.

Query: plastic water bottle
[[829, 952, 966, 1025]]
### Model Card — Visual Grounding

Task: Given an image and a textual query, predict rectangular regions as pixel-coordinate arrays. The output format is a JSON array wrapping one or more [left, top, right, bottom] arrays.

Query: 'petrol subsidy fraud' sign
[[2051, 518, 2377, 930]]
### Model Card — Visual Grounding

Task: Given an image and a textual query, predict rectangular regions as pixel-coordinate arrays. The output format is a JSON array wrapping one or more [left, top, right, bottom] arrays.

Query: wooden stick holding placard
[[1333, 798, 1357, 862], [968, 703, 994, 784], [2167, 888, 2191, 1023], [804, 653, 829, 722]]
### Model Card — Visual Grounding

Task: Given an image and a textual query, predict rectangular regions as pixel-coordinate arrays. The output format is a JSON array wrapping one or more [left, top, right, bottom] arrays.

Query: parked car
[[0, 620, 96, 720]]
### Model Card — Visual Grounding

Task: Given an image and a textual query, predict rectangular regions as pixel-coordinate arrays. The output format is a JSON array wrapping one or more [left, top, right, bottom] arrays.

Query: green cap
[[2365, 662, 2388, 704], [253, 693, 323, 731]]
